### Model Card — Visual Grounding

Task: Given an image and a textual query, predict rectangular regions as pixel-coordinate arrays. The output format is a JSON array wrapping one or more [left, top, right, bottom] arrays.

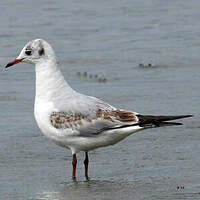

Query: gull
[[5, 39, 192, 181]]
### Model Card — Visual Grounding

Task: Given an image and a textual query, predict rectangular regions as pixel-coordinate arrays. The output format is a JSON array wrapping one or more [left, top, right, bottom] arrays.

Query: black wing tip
[[136, 114, 193, 127], [137, 114, 193, 121], [155, 121, 183, 127], [182, 114, 193, 118]]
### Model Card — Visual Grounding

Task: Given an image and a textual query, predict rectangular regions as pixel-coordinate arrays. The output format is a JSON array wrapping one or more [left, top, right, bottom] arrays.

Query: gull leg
[[72, 154, 77, 181], [84, 152, 89, 181]]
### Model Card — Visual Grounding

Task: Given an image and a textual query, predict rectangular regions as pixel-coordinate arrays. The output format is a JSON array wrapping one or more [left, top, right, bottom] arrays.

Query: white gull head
[[5, 39, 57, 67]]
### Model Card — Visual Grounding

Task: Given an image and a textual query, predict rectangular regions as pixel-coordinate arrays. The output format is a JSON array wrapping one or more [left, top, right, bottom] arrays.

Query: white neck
[[35, 60, 75, 102]]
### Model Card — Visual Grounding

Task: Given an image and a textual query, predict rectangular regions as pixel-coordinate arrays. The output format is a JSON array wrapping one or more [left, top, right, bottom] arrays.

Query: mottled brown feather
[[96, 109, 137, 123], [50, 109, 137, 130], [50, 112, 92, 129]]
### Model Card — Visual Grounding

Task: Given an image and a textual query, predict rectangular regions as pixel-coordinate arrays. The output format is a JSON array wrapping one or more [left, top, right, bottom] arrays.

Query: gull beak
[[5, 58, 24, 68]]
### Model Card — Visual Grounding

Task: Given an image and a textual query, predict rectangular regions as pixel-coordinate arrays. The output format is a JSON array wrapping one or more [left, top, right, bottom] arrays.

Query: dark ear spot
[[39, 48, 45, 56]]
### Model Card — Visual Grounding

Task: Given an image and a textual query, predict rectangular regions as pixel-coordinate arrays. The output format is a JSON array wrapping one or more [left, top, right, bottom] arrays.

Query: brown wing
[[50, 110, 192, 133], [96, 109, 138, 123], [50, 109, 138, 134], [50, 112, 92, 129]]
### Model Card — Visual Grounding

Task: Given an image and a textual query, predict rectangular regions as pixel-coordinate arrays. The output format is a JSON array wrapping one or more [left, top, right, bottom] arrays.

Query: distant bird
[[5, 39, 192, 181]]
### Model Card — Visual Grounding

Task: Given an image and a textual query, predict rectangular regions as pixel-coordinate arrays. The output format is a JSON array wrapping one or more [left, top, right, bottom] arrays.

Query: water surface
[[0, 0, 200, 199]]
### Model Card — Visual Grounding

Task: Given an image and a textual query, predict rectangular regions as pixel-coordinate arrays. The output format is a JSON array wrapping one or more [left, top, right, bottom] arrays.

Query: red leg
[[84, 152, 89, 181], [72, 154, 77, 181]]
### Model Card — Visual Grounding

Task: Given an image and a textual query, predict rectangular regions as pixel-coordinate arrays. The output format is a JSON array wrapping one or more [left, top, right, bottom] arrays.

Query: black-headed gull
[[5, 39, 192, 181]]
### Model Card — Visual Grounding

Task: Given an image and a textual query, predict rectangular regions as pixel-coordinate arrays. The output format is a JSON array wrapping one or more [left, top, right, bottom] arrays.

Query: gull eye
[[25, 49, 32, 56]]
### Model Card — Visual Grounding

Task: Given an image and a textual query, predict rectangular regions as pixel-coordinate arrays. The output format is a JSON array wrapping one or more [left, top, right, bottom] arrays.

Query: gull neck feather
[[35, 60, 75, 102]]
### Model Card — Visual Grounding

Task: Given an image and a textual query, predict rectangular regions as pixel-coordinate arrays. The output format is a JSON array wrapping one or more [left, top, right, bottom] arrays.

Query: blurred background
[[0, 0, 199, 199]]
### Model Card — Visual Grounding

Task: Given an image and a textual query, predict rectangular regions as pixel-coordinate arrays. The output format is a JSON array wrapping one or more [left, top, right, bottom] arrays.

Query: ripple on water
[[32, 178, 200, 200], [0, 95, 17, 102]]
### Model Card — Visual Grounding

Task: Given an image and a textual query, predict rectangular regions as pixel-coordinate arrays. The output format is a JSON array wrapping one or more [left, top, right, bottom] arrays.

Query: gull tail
[[136, 114, 193, 128]]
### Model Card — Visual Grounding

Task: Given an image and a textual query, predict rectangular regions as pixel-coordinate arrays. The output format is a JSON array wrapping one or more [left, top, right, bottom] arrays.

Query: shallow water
[[0, 0, 200, 199]]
